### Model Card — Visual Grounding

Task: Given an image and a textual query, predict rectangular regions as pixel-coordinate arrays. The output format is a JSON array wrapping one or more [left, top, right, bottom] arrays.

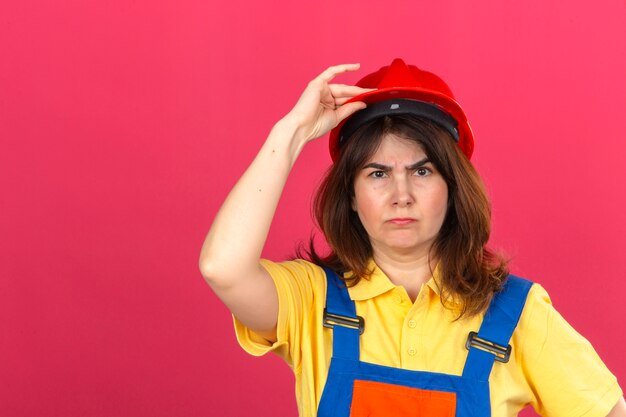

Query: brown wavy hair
[[303, 114, 508, 318]]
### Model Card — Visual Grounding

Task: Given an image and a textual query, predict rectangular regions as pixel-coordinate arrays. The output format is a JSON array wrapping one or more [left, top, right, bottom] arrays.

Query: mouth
[[387, 218, 416, 225]]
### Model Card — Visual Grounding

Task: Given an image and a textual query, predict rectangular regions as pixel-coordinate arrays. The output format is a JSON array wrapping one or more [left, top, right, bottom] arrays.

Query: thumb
[[335, 101, 367, 124]]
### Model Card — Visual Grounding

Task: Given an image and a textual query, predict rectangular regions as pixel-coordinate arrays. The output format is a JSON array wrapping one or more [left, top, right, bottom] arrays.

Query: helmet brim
[[329, 87, 474, 161]]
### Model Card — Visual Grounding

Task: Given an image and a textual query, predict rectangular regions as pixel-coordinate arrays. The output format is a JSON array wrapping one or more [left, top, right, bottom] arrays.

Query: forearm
[[199, 117, 305, 287], [198, 63, 368, 334]]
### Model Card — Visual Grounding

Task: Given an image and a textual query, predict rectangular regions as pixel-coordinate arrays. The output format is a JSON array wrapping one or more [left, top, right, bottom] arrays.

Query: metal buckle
[[323, 308, 365, 335], [465, 331, 512, 363]]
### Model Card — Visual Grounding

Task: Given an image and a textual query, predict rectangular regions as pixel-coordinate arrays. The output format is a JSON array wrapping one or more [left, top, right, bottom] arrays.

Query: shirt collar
[[346, 259, 450, 302], [346, 260, 396, 301]]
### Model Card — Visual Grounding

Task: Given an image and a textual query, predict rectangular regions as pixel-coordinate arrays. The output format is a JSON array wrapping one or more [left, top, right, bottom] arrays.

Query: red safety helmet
[[328, 58, 474, 161]]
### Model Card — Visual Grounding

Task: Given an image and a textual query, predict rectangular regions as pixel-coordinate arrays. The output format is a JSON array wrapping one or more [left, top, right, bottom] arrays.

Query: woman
[[199, 59, 625, 416]]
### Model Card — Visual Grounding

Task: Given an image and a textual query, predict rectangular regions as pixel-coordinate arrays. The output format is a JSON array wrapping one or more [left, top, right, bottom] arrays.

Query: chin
[[384, 237, 437, 254], [388, 241, 430, 253]]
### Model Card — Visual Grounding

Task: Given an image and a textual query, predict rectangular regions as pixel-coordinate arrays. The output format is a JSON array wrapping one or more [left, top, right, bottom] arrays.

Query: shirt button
[[408, 347, 416, 356], [408, 320, 417, 329], [394, 295, 403, 304]]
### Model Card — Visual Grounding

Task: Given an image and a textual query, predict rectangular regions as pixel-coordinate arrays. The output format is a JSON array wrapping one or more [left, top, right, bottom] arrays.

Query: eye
[[414, 167, 432, 177], [368, 170, 388, 179]]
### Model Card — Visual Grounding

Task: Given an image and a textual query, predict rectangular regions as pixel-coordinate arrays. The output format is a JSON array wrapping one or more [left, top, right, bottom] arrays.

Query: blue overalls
[[317, 267, 533, 417]]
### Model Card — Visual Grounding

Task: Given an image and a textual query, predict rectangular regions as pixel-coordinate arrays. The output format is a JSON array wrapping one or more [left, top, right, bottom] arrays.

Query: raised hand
[[283, 63, 375, 143], [200, 62, 374, 339]]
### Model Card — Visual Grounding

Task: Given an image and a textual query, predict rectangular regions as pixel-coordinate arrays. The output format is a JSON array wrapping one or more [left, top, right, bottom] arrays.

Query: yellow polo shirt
[[234, 259, 622, 416]]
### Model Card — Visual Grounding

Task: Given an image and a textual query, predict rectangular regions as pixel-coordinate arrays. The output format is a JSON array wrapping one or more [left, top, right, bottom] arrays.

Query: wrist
[[265, 118, 308, 166], [275, 115, 310, 144], [273, 116, 301, 137]]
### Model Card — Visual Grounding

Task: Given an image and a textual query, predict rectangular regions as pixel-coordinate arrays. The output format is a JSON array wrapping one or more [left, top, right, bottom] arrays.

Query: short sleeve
[[233, 259, 326, 371], [519, 284, 623, 417]]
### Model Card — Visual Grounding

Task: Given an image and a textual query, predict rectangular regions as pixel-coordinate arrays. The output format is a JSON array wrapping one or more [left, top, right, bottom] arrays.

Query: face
[[352, 134, 449, 259]]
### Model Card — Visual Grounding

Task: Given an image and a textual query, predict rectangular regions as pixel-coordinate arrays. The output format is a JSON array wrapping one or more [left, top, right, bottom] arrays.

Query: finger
[[335, 101, 367, 123], [317, 63, 361, 82], [329, 84, 376, 98], [335, 96, 359, 106]]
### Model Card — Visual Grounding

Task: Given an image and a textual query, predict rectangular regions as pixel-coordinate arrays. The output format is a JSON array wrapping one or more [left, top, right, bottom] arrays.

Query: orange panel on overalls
[[350, 380, 456, 417]]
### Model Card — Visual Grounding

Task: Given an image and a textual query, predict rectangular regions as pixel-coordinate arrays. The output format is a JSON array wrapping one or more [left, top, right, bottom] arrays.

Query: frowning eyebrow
[[406, 158, 431, 171], [362, 157, 430, 171]]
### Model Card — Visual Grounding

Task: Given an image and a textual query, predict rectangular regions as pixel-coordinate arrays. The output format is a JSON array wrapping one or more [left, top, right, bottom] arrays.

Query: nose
[[392, 176, 414, 207]]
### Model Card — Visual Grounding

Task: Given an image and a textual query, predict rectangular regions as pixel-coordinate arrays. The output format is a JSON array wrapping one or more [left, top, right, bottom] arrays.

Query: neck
[[372, 250, 437, 301]]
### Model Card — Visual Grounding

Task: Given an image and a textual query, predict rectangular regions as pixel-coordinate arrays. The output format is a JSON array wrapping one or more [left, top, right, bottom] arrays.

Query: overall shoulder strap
[[323, 267, 361, 360], [462, 275, 533, 381]]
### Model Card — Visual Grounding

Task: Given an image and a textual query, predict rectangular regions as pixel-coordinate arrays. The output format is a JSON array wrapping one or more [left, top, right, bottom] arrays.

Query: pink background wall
[[2, 1, 625, 415]]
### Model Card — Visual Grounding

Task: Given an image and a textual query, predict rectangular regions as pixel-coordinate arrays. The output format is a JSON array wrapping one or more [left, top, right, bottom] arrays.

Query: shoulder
[[515, 280, 607, 364], [515, 282, 559, 346], [235, 260, 330, 359], [512, 280, 623, 416], [514, 281, 564, 354], [259, 258, 329, 298], [260, 258, 327, 281]]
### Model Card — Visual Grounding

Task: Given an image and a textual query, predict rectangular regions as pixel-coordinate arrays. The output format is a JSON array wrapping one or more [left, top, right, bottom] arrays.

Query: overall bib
[[317, 268, 532, 417]]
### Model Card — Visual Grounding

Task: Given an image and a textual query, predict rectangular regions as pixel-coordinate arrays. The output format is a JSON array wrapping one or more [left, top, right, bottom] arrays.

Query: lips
[[387, 218, 416, 225]]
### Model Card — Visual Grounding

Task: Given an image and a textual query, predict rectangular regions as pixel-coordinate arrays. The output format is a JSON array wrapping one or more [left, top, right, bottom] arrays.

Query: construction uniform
[[234, 259, 622, 416]]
